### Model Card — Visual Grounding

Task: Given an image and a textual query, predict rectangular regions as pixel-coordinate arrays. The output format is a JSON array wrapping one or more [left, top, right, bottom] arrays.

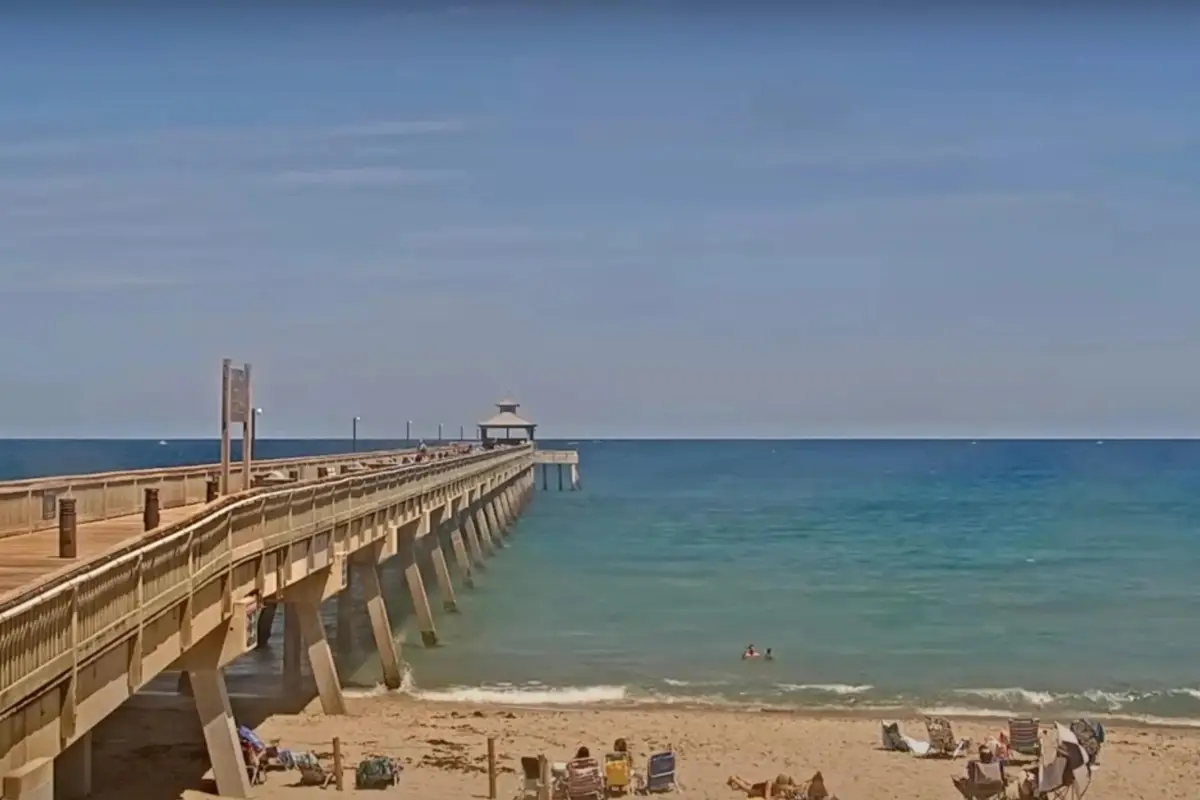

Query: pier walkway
[[0, 441, 581, 800], [0, 446, 456, 601]]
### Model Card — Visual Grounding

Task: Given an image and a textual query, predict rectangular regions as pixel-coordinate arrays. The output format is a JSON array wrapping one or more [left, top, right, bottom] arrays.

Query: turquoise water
[[41, 437, 1194, 723], [378, 440, 1200, 723]]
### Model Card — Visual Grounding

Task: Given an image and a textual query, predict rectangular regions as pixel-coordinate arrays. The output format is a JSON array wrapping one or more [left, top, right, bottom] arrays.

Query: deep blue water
[[0, 438, 430, 480], [8, 438, 1200, 723]]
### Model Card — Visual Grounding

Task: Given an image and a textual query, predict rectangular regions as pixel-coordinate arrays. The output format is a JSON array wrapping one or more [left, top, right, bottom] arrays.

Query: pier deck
[[0, 502, 207, 598], [0, 443, 576, 800]]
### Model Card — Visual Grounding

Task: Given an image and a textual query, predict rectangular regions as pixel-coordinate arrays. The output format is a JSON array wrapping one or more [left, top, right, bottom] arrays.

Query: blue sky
[[1, 6, 1198, 438]]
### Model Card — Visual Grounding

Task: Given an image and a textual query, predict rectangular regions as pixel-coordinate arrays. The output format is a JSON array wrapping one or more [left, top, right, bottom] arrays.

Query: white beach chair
[[904, 716, 968, 758], [1022, 724, 1092, 799], [515, 756, 541, 800]]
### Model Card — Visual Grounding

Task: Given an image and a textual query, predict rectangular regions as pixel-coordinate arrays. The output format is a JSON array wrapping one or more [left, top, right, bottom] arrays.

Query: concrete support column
[[3, 758, 53, 800], [484, 503, 505, 548], [464, 511, 488, 567], [255, 600, 277, 649], [283, 602, 303, 694], [361, 555, 404, 690], [54, 732, 92, 800], [336, 563, 354, 654], [449, 530, 475, 587], [182, 626, 254, 799], [430, 545, 458, 611], [473, 506, 497, 553], [402, 543, 438, 646], [498, 489, 515, 532], [285, 574, 347, 715]]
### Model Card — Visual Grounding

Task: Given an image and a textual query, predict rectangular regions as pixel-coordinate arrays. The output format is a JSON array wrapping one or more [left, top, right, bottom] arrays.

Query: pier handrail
[[0, 444, 462, 538], [0, 443, 533, 716], [0, 444, 441, 490], [534, 450, 579, 464]]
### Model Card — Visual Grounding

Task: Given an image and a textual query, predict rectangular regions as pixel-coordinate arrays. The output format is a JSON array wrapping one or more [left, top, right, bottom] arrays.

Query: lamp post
[[406, 420, 412, 445], [437, 422, 443, 442], [352, 416, 361, 453], [251, 408, 263, 461]]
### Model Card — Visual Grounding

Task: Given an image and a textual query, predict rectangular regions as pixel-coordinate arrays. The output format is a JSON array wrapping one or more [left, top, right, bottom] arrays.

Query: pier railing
[[0, 445, 454, 539], [533, 450, 579, 464], [0, 443, 533, 721]]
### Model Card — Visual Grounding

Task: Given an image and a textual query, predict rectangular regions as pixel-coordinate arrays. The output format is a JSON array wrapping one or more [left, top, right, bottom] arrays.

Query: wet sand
[[92, 696, 1200, 799]]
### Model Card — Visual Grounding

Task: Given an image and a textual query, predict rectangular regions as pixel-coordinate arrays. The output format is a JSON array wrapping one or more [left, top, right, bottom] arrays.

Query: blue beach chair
[[635, 751, 677, 794]]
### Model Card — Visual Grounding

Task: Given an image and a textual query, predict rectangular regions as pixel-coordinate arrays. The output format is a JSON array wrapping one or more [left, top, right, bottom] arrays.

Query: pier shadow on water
[[103, 541, 451, 800]]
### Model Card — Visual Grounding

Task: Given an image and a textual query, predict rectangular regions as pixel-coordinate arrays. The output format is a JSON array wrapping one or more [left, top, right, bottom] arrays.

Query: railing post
[[206, 477, 219, 503], [143, 488, 160, 531], [58, 497, 77, 558]]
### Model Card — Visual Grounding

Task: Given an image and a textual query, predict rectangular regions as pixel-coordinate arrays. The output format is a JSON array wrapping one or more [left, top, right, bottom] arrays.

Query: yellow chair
[[604, 753, 632, 796]]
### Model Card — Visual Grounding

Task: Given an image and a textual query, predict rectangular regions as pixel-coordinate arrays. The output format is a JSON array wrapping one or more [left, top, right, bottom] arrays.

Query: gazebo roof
[[479, 410, 535, 428]]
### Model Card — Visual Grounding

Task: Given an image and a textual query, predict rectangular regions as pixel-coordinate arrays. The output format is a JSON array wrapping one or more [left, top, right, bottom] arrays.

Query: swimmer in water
[[765, 648, 774, 661], [742, 644, 758, 659]]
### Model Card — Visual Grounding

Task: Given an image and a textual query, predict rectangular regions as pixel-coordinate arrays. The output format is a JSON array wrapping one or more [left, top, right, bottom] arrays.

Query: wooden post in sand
[[332, 737, 344, 791], [538, 755, 550, 800], [487, 737, 497, 798]]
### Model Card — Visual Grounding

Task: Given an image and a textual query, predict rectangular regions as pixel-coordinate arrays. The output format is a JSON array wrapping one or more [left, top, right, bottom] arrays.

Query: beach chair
[[880, 721, 908, 752], [902, 717, 967, 758], [604, 752, 633, 796], [1023, 725, 1091, 799], [515, 756, 542, 800], [951, 760, 1006, 800], [634, 751, 677, 794], [1009, 718, 1042, 760], [566, 757, 604, 800], [295, 752, 335, 788], [240, 740, 267, 785], [1068, 719, 1103, 765]]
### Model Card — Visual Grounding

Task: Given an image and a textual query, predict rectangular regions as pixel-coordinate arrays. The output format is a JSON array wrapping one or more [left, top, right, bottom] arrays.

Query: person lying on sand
[[728, 773, 789, 797], [727, 771, 831, 799]]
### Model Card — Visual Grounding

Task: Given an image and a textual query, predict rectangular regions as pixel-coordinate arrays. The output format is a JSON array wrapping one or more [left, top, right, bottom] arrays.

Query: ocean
[[6, 438, 1200, 725]]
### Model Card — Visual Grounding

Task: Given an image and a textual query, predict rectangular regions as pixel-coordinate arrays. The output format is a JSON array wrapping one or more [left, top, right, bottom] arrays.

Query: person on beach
[[728, 772, 830, 799], [742, 644, 758, 659], [574, 746, 590, 759]]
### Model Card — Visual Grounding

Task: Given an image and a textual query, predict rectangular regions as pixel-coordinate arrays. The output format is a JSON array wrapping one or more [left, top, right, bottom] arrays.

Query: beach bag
[[355, 755, 401, 789]]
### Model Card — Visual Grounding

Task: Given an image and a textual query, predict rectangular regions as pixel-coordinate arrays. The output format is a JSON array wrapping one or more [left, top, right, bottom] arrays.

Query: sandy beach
[[91, 695, 1200, 799]]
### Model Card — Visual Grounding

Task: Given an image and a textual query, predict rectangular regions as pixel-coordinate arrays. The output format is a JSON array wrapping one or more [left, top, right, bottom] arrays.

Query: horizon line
[[2, 435, 1200, 443]]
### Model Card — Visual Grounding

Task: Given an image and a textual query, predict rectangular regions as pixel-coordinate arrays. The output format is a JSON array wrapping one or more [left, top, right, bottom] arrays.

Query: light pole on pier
[[438, 422, 443, 442], [251, 408, 263, 461], [406, 420, 412, 445], [352, 416, 361, 453]]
